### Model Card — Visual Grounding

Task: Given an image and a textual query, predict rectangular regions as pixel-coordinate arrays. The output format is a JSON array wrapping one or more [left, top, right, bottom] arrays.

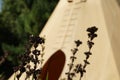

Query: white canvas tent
[[9, 0, 120, 80]]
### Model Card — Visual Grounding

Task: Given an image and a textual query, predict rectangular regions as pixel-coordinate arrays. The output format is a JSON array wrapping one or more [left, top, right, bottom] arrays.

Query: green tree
[[0, 0, 58, 79]]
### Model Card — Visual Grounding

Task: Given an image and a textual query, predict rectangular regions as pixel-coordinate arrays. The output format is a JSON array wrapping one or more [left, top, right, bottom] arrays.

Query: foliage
[[13, 35, 45, 80], [65, 26, 98, 80], [13, 27, 98, 80], [0, 0, 58, 79]]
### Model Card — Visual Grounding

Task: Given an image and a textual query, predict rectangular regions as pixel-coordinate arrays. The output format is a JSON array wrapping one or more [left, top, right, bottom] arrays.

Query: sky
[[0, 0, 2, 12]]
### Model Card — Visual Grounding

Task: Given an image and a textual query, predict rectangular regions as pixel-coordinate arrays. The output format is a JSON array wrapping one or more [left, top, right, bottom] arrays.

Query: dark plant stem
[[68, 26, 98, 80], [66, 40, 82, 80], [13, 35, 45, 80], [79, 26, 98, 80]]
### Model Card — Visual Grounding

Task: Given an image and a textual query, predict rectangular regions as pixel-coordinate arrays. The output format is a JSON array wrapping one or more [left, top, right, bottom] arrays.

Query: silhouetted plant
[[13, 26, 98, 80], [65, 40, 82, 80], [13, 35, 45, 80], [65, 26, 98, 80]]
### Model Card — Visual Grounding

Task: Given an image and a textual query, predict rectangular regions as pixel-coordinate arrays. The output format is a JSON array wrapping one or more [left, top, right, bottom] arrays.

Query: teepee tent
[[9, 0, 120, 80]]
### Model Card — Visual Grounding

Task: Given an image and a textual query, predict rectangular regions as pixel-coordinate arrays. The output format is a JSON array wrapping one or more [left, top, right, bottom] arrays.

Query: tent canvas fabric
[[9, 0, 120, 80]]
